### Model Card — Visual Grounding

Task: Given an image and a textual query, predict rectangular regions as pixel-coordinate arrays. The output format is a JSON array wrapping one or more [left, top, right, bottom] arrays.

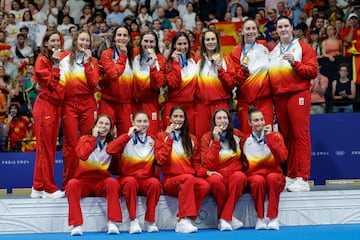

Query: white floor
[[1, 188, 360, 234]]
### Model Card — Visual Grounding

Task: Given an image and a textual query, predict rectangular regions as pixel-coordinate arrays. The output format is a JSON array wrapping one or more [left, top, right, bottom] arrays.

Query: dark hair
[[247, 106, 261, 121], [22, 10, 33, 21], [168, 31, 190, 62], [9, 103, 21, 118], [139, 30, 160, 63], [211, 108, 237, 153], [112, 25, 133, 69], [276, 15, 293, 27], [92, 114, 113, 143], [199, 30, 222, 72], [39, 30, 61, 61], [169, 106, 193, 157]]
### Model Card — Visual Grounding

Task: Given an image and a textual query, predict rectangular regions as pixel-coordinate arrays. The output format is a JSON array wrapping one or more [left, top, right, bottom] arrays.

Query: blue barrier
[[1, 113, 360, 192]]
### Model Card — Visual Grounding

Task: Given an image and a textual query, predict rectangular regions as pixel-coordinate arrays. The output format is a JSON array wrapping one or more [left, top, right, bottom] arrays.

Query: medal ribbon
[[242, 41, 256, 61], [280, 37, 294, 55]]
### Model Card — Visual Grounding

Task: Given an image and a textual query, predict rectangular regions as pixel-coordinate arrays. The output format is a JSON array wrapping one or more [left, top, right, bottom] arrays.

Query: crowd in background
[[0, 0, 359, 153]]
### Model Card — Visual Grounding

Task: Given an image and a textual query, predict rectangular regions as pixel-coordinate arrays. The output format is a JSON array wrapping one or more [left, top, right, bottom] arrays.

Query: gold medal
[[147, 48, 155, 54], [212, 52, 221, 62], [242, 56, 249, 64]]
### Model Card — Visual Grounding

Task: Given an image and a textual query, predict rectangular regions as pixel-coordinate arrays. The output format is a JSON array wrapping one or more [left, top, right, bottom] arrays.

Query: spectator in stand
[[321, 25, 343, 62], [106, 2, 125, 30], [293, 23, 309, 43], [228, 0, 249, 17], [137, 5, 153, 28], [309, 28, 323, 58], [30, 30, 64, 199], [99, 25, 134, 136], [149, 0, 167, 20], [265, 8, 278, 42], [232, 5, 248, 22], [132, 30, 166, 135], [335, 17, 345, 38], [154, 106, 210, 233], [66, 114, 122, 236], [5, 13, 20, 46], [311, 16, 327, 41], [65, 0, 87, 25], [242, 106, 287, 230], [119, 0, 137, 18], [3, 102, 32, 151], [164, 32, 197, 133], [340, 13, 360, 57], [89, 12, 106, 33], [195, 30, 235, 139], [47, 0, 58, 25], [152, 19, 164, 50], [165, 0, 179, 23], [303, 0, 326, 17], [182, 2, 196, 31], [310, 66, 328, 114], [57, 15, 76, 48], [19, 26, 37, 57], [268, 16, 318, 192], [224, 11, 233, 22], [107, 111, 162, 234], [287, 0, 306, 27], [58, 6, 74, 25], [80, 4, 93, 26], [11, 33, 35, 69], [0, 89, 7, 149], [325, 0, 345, 26], [157, 7, 173, 30], [60, 29, 99, 189], [63, 26, 78, 51], [169, 17, 185, 39], [0, 50, 18, 80], [331, 63, 356, 113], [200, 108, 247, 231], [21, 63, 38, 108], [28, 1, 47, 25], [9, 0, 25, 23]]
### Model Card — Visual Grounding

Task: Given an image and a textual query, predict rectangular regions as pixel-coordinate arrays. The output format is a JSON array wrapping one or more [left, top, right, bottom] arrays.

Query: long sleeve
[[100, 49, 127, 80], [293, 40, 318, 80], [265, 132, 288, 164], [75, 135, 97, 160], [229, 45, 250, 85], [190, 134, 207, 177], [106, 134, 131, 155], [150, 53, 166, 90], [154, 132, 173, 166], [200, 132, 221, 170], [84, 57, 100, 90], [166, 61, 182, 88], [217, 55, 236, 92]]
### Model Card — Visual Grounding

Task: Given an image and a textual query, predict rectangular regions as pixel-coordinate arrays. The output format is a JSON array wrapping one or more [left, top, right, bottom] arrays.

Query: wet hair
[[199, 30, 222, 72], [139, 30, 160, 64], [39, 30, 61, 62], [112, 25, 133, 69], [92, 114, 113, 143], [169, 106, 193, 157], [168, 31, 190, 62], [210, 108, 237, 153], [247, 106, 261, 121]]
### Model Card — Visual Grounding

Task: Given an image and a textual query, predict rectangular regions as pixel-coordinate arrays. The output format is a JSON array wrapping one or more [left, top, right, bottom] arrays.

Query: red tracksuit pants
[[32, 98, 61, 193], [274, 90, 311, 180], [66, 177, 122, 226], [62, 96, 97, 189], [195, 100, 229, 139], [118, 176, 161, 222], [163, 174, 210, 220], [98, 99, 134, 136], [163, 101, 195, 135], [237, 97, 274, 135], [248, 173, 285, 218], [206, 171, 247, 221]]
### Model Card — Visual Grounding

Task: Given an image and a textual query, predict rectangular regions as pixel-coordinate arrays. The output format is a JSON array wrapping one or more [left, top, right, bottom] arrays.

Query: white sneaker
[[287, 177, 310, 192], [267, 218, 280, 230], [43, 190, 65, 199], [145, 221, 159, 233], [218, 219, 232, 231], [129, 218, 142, 234], [175, 218, 198, 233], [30, 187, 43, 198], [71, 225, 83, 236], [107, 221, 119, 234], [231, 216, 244, 230], [285, 176, 296, 191], [255, 218, 267, 230]]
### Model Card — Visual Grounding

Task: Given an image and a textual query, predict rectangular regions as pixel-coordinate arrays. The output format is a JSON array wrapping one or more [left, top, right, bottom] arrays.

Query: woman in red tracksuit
[[195, 30, 236, 139], [99, 25, 134, 136], [107, 111, 162, 234], [155, 106, 210, 234], [200, 108, 247, 231], [31, 30, 65, 199], [164, 32, 197, 134], [60, 29, 99, 189], [268, 16, 318, 192], [230, 19, 273, 134], [66, 114, 122, 236], [242, 106, 287, 230], [133, 30, 166, 135]]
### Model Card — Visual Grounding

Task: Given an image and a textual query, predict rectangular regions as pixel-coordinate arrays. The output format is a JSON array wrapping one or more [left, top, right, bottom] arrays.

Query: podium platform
[[1, 186, 360, 234]]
